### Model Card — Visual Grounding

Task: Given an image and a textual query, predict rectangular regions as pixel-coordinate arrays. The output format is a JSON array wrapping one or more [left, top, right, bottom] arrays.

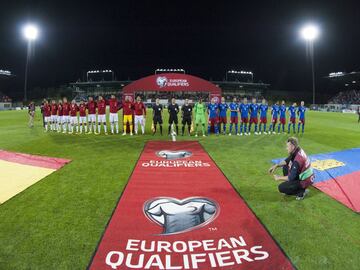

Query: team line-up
[[40, 95, 307, 136]]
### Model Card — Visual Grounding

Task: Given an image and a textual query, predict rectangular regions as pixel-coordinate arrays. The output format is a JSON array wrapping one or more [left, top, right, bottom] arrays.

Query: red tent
[[122, 73, 222, 101]]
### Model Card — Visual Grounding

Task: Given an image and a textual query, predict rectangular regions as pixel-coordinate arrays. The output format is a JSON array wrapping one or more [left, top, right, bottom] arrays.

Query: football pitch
[[0, 109, 359, 270]]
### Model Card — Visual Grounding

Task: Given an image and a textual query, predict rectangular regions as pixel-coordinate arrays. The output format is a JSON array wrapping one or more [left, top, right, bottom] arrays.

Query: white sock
[[80, 125, 83, 133], [88, 123, 92, 132], [104, 124, 107, 133], [76, 125, 79, 133], [45, 124, 48, 131], [84, 125, 88, 132], [115, 122, 119, 133], [98, 124, 101, 133], [111, 123, 114, 133]]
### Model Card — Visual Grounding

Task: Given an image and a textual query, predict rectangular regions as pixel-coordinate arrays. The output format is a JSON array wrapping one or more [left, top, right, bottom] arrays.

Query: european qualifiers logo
[[144, 197, 219, 235], [156, 150, 192, 160], [141, 150, 210, 167], [156, 76, 190, 88]]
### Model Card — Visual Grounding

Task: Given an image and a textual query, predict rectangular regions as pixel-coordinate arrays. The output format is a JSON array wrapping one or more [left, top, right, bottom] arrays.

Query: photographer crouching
[[269, 137, 314, 200]]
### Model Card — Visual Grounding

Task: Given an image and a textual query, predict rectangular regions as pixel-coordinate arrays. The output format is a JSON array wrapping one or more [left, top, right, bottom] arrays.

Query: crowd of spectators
[[0, 92, 12, 102], [328, 90, 360, 104]]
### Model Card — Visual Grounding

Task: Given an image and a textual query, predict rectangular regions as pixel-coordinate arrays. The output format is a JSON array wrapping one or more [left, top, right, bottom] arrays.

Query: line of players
[[41, 95, 147, 135], [211, 97, 307, 136], [41, 95, 306, 136]]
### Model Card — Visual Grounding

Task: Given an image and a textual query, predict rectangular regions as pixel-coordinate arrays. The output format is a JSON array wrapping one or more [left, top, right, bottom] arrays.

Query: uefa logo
[[156, 76, 168, 88], [144, 197, 219, 235]]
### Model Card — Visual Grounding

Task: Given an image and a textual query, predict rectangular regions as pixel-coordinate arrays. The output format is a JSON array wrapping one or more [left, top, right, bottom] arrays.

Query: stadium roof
[[325, 71, 360, 86]]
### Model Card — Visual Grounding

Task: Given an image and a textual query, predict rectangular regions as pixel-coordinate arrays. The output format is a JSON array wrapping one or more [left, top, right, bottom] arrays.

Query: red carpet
[[89, 141, 293, 270]]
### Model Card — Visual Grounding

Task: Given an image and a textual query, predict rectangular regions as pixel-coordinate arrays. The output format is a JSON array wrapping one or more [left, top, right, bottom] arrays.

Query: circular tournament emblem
[[156, 76, 168, 88]]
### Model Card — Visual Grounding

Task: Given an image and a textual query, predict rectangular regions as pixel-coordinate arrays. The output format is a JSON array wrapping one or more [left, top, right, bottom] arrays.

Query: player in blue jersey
[[239, 97, 250, 135], [278, 100, 287, 133], [297, 101, 306, 133], [207, 98, 219, 135], [259, 99, 268, 134], [229, 97, 240, 136], [248, 98, 259, 135], [228, 97, 239, 136], [268, 101, 279, 134], [218, 97, 228, 135], [287, 102, 297, 133]]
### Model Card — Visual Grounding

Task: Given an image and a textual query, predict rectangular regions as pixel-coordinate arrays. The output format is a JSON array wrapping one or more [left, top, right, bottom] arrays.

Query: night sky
[[1, 1, 360, 98]]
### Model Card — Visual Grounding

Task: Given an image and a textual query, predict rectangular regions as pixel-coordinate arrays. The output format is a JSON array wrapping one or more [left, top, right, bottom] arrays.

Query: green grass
[[0, 109, 359, 270]]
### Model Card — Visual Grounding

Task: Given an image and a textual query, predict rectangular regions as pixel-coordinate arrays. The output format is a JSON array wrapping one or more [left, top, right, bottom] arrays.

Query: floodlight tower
[[22, 24, 39, 102], [300, 24, 319, 105]]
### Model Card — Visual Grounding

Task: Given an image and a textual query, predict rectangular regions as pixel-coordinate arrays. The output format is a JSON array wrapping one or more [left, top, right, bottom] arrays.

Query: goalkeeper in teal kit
[[194, 98, 207, 137]]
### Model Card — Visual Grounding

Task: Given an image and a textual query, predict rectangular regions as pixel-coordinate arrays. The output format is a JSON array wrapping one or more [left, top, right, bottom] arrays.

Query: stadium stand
[[328, 90, 360, 104]]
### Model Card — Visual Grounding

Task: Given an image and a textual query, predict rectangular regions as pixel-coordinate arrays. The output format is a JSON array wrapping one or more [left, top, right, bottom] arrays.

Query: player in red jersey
[[69, 100, 79, 134], [78, 100, 88, 134], [43, 100, 51, 132], [50, 100, 58, 131], [62, 97, 71, 133], [57, 99, 63, 133], [121, 96, 134, 136], [134, 96, 146, 135], [109, 94, 120, 134], [87, 96, 97, 134], [97, 95, 107, 135]]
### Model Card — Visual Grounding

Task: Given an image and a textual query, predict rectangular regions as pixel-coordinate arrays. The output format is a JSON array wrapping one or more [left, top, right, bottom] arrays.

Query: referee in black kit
[[152, 98, 163, 135], [181, 99, 193, 136], [167, 98, 179, 135]]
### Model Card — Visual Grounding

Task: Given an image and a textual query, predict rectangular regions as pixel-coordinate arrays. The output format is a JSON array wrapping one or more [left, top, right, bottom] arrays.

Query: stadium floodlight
[[22, 24, 39, 41], [226, 70, 253, 81], [0, 70, 11, 76], [300, 23, 320, 105], [352, 81, 356, 83], [155, 68, 185, 74], [22, 23, 39, 102], [300, 24, 319, 41]]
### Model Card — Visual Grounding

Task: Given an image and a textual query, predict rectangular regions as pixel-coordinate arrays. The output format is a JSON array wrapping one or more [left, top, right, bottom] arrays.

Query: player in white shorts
[[133, 96, 146, 135], [62, 97, 71, 133], [86, 96, 97, 134], [50, 100, 58, 131], [108, 94, 120, 134], [43, 100, 51, 132], [96, 96, 108, 134], [57, 99, 63, 133], [78, 100, 88, 133], [69, 100, 79, 134]]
